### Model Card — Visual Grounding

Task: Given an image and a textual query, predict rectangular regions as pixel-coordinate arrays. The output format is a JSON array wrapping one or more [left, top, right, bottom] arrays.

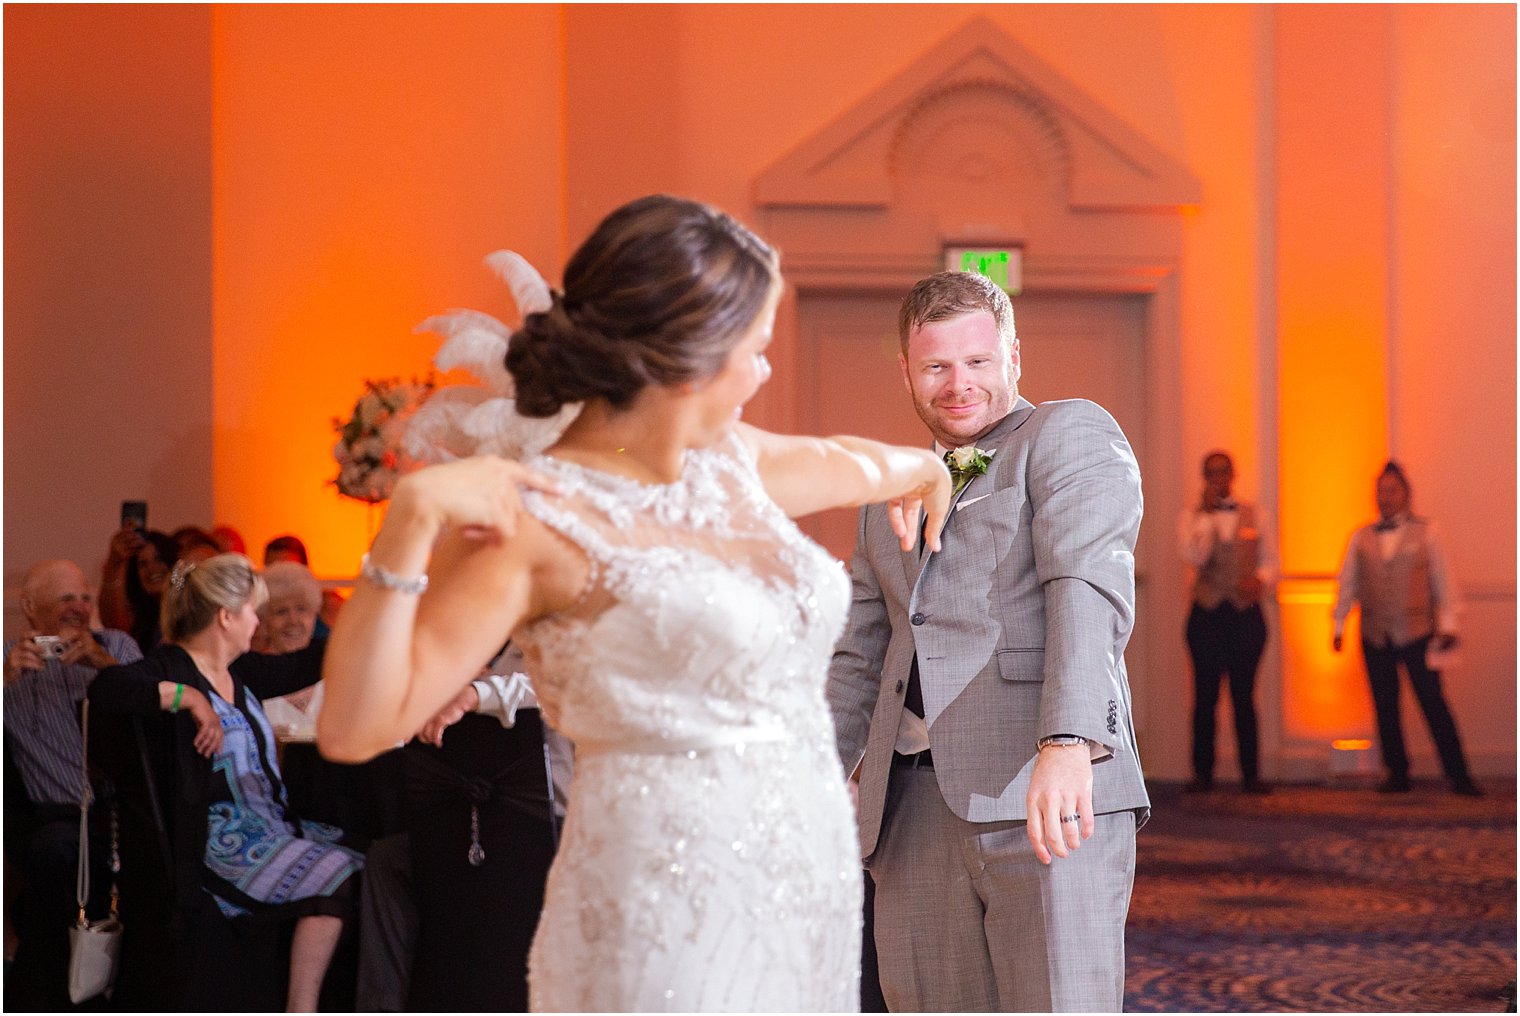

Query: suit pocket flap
[[995, 649, 1045, 681]]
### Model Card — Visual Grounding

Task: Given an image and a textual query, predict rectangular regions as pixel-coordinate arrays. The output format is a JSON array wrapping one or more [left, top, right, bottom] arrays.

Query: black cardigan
[[88, 641, 326, 913]]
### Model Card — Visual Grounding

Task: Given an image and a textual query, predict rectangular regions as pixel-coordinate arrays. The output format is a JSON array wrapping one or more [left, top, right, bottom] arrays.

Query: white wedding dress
[[513, 431, 862, 1013]]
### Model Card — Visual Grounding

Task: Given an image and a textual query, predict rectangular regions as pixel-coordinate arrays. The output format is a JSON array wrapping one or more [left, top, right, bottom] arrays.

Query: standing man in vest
[[1179, 450, 1277, 794], [1333, 461, 1481, 796]]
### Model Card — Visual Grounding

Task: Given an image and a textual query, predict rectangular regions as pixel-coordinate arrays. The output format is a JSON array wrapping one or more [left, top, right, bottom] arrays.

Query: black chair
[[404, 711, 559, 1011], [282, 742, 406, 850], [85, 710, 355, 1011]]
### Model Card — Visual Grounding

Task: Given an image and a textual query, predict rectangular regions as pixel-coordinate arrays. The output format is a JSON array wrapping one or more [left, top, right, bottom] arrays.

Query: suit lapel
[[907, 398, 1037, 595]]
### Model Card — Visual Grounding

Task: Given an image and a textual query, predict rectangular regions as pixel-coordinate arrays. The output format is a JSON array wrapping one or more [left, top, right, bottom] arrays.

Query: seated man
[[3, 560, 141, 1010], [262, 534, 309, 567], [170, 526, 222, 565], [210, 525, 246, 555]]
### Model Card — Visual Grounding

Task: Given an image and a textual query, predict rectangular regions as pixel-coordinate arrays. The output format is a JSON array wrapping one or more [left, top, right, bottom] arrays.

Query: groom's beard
[[912, 384, 1018, 450]]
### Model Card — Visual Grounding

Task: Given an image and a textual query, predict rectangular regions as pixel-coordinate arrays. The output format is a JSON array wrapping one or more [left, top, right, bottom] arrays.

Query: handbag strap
[[76, 699, 94, 926], [75, 700, 121, 925]]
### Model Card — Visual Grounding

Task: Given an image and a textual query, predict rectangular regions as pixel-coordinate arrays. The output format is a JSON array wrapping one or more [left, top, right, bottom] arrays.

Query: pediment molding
[[755, 17, 1201, 213]]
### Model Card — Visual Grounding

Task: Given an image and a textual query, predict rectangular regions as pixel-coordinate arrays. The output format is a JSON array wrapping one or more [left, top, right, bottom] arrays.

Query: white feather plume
[[402, 387, 489, 464], [461, 399, 579, 459], [415, 310, 514, 394], [485, 250, 553, 317], [402, 251, 579, 465]]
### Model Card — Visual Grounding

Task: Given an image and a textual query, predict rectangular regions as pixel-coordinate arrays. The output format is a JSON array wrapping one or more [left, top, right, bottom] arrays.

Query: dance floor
[[1125, 778, 1517, 1012]]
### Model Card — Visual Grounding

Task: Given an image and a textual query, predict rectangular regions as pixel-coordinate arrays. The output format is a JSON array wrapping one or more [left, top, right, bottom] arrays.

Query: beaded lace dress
[[513, 430, 861, 1013]]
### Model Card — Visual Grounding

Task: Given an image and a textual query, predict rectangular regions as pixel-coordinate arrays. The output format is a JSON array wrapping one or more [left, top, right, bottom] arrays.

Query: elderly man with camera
[[4, 559, 140, 1009]]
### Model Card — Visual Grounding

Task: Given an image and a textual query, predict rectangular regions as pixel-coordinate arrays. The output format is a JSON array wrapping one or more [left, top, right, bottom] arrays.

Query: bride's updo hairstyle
[[507, 195, 780, 417]]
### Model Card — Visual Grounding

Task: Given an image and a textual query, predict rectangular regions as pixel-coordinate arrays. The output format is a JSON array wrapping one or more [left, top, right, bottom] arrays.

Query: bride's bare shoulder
[[517, 510, 595, 618]]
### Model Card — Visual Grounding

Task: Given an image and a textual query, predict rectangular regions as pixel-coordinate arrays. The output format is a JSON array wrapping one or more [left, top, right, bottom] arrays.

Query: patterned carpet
[[1126, 779, 1517, 1012]]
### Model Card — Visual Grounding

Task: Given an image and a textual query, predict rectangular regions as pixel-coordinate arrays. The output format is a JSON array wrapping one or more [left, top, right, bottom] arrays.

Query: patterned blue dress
[[202, 690, 363, 917]]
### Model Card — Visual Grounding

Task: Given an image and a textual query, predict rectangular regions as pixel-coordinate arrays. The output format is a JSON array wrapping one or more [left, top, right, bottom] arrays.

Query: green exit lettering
[[958, 250, 1010, 290]]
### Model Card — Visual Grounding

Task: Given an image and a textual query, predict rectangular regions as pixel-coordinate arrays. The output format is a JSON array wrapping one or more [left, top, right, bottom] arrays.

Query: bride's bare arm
[[318, 456, 562, 762], [735, 423, 951, 553]]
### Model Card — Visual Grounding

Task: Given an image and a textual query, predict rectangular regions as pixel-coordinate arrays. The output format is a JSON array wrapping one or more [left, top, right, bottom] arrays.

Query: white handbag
[[67, 699, 123, 1004]]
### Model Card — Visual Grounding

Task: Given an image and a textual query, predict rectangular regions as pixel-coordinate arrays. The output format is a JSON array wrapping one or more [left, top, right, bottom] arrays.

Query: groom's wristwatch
[[1037, 734, 1090, 750]]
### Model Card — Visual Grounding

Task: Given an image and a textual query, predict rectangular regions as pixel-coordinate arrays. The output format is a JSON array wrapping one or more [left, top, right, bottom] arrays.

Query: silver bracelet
[[360, 553, 429, 595]]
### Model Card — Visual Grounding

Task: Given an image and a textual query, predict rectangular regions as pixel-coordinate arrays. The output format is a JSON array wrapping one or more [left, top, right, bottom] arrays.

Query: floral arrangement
[[332, 375, 436, 503]]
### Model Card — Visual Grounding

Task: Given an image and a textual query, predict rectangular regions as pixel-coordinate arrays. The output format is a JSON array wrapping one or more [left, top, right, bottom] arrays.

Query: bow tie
[[1374, 518, 1400, 532]]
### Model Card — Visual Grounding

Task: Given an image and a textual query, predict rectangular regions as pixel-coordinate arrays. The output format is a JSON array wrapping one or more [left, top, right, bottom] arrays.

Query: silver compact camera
[[32, 635, 67, 659]]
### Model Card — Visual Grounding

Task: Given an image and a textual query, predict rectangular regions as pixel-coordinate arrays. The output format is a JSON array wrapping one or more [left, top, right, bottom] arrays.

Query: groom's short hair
[[898, 271, 1017, 351]]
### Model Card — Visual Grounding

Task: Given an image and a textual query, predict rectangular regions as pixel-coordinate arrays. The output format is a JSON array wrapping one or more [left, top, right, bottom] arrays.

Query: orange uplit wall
[[5, 5, 1514, 777], [210, 4, 565, 578], [1162, 6, 1273, 494], [1274, 6, 1394, 744], [1386, 4, 1517, 759]]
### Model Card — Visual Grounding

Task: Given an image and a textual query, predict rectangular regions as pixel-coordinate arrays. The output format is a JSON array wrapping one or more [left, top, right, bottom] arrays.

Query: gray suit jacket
[[827, 397, 1150, 858]]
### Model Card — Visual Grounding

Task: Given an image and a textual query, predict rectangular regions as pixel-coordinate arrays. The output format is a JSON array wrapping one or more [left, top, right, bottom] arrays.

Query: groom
[[827, 271, 1149, 1012]]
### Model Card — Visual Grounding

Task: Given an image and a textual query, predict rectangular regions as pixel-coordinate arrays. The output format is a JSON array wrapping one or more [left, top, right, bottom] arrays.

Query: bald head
[[20, 560, 93, 635]]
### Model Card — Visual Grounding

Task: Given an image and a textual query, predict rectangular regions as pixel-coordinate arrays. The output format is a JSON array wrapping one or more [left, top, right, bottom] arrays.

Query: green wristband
[[171, 683, 185, 712]]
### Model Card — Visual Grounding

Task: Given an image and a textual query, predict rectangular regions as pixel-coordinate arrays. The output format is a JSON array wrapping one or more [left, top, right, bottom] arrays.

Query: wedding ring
[[1060, 814, 1079, 823]]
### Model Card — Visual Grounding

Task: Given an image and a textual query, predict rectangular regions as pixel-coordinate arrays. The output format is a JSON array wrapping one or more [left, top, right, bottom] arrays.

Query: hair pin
[[169, 560, 197, 590]]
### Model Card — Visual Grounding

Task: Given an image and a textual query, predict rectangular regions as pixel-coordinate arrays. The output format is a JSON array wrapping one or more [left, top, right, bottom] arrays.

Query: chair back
[[86, 709, 291, 1010], [405, 711, 558, 1011]]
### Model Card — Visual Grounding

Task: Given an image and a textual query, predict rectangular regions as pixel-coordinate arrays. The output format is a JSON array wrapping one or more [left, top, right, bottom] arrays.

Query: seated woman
[[89, 553, 362, 1012], [256, 561, 325, 734]]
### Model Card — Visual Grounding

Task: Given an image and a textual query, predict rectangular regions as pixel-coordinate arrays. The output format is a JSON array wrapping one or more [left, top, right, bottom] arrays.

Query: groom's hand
[[1026, 744, 1095, 864]]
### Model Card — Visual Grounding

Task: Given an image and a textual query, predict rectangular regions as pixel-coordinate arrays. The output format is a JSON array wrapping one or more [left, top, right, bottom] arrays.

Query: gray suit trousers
[[870, 768, 1136, 1012]]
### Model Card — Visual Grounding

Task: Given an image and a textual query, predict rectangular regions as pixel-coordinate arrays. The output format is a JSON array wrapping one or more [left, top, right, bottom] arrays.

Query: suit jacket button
[[910, 612, 926, 625], [895, 680, 905, 694]]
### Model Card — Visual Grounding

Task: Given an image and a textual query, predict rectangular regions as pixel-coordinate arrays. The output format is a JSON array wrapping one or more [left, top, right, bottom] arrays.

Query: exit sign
[[944, 247, 1023, 294]]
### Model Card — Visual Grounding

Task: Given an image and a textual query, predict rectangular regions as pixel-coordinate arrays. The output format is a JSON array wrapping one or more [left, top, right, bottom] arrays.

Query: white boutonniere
[[945, 445, 995, 494]]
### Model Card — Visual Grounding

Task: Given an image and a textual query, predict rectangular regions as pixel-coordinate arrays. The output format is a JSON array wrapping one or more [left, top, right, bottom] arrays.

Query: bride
[[320, 194, 950, 1012]]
